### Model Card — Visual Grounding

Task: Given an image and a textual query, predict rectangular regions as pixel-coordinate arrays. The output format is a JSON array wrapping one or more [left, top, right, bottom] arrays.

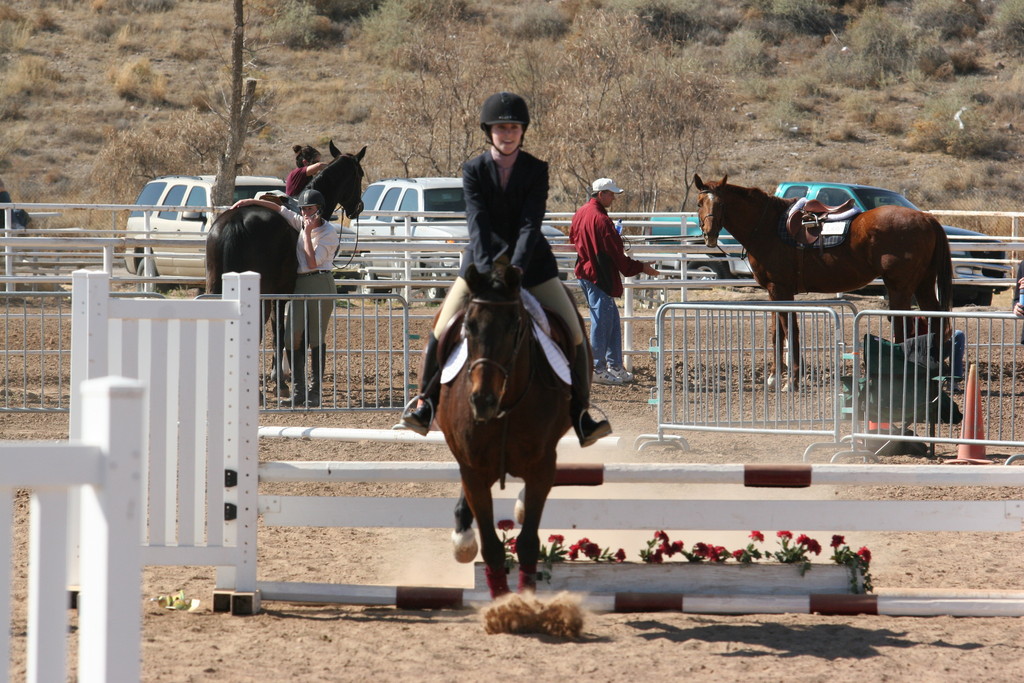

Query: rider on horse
[[401, 92, 612, 447]]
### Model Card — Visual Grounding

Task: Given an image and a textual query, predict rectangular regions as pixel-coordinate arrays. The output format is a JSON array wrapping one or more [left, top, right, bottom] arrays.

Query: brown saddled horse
[[437, 263, 573, 598], [693, 174, 953, 390]]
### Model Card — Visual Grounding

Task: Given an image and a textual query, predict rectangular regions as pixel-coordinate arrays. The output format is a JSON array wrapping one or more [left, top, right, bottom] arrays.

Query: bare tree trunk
[[212, 0, 257, 208]]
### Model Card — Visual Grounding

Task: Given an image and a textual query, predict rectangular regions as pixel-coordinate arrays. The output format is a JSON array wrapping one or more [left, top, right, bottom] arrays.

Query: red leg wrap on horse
[[485, 565, 510, 598], [517, 564, 538, 593]]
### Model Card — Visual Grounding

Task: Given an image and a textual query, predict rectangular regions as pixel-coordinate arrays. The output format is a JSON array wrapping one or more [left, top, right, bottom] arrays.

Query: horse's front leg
[[451, 492, 478, 563], [515, 462, 555, 593], [459, 474, 509, 598]]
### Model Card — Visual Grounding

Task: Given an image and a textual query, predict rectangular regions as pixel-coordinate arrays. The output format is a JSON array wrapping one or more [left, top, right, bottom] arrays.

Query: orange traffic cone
[[946, 364, 992, 465]]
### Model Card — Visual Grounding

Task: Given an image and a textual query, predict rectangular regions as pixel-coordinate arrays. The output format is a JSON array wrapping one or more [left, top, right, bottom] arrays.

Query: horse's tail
[[204, 208, 249, 295], [930, 213, 953, 311]]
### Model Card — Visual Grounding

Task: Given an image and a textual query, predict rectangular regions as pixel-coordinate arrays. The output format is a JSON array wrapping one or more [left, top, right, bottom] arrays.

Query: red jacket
[[569, 197, 645, 297]]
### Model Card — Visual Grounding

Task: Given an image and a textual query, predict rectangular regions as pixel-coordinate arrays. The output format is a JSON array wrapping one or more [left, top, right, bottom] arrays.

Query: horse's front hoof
[[451, 529, 478, 563]]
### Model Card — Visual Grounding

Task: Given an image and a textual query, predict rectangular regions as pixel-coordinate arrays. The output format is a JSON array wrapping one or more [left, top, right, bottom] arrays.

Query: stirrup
[[400, 395, 434, 436]]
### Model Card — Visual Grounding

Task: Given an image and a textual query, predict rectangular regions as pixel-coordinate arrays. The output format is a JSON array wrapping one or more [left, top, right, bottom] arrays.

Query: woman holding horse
[[231, 187, 338, 407], [401, 91, 611, 447], [285, 144, 328, 197]]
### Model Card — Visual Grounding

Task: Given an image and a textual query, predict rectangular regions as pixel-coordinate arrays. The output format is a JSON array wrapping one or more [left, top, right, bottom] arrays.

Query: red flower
[[749, 531, 764, 542], [831, 534, 845, 548], [796, 534, 810, 545], [508, 538, 517, 553], [806, 539, 822, 555], [655, 530, 669, 543], [777, 530, 792, 540], [670, 540, 685, 555], [693, 542, 709, 558], [732, 549, 745, 559], [651, 549, 664, 564], [548, 534, 564, 544], [568, 546, 580, 560], [614, 548, 626, 563], [857, 547, 872, 562], [582, 542, 601, 559], [497, 519, 515, 531]]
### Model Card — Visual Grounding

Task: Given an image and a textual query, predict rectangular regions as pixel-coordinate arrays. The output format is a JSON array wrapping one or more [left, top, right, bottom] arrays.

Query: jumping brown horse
[[437, 263, 573, 598], [693, 174, 953, 390], [205, 143, 366, 394]]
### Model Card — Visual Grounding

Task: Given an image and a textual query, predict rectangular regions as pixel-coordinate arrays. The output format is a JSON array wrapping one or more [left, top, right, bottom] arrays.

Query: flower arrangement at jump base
[[497, 521, 873, 593]]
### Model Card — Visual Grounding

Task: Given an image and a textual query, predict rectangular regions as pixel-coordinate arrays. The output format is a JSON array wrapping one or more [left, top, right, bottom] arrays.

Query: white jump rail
[[253, 457, 1024, 616], [69, 270, 261, 611], [0, 376, 143, 683]]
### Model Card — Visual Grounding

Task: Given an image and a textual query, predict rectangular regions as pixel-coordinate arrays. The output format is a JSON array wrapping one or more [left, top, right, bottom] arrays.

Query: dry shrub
[[873, 109, 905, 135], [260, 0, 345, 49], [911, 0, 986, 40], [32, 10, 60, 32], [79, 15, 122, 42], [0, 15, 33, 55], [841, 6, 917, 87], [723, 28, 775, 76], [509, 2, 570, 41], [109, 57, 168, 103], [0, 56, 63, 99], [916, 44, 954, 81], [91, 110, 226, 202], [992, 0, 1024, 54], [905, 97, 1011, 159]]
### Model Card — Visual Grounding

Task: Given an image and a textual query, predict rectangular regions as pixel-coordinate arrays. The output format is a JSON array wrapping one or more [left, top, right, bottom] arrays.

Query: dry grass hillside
[[2, 0, 1024, 229]]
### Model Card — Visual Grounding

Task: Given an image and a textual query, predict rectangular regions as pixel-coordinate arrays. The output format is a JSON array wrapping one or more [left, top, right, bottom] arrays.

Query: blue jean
[[579, 278, 622, 371]]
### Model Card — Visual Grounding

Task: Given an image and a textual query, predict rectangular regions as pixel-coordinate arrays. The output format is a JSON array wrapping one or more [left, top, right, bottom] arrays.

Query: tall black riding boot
[[289, 347, 307, 408], [570, 343, 612, 447], [307, 345, 327, 408], [401, 333, 442, 435]]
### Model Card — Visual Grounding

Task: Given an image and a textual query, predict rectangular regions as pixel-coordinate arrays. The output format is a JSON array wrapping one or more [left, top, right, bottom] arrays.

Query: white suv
[[124, 174, 285, 278], [355, 177, 468, 238]]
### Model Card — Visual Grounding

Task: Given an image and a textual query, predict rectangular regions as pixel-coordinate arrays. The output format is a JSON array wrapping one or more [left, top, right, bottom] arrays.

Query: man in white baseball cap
[[591, 177, 624, 194], [570, 177, 659, 386]]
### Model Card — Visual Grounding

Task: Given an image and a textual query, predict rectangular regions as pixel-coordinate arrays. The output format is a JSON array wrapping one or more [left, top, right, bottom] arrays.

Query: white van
[[124, 174, 285, 278]]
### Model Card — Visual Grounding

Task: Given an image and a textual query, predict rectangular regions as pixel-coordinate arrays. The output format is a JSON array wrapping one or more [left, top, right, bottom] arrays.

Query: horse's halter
[[465, 297, 530, 419], [336, 155, 365, 219], [697, 189, 725, 246]]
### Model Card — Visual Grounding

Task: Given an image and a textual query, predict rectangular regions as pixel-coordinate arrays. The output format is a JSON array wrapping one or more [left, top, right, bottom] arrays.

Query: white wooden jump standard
[[1, 377, 144, 683]]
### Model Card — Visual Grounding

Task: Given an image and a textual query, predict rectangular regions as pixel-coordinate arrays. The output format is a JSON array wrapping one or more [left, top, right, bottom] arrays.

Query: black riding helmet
[[479, 92, 530, 134], [298, 188, 326, 218]]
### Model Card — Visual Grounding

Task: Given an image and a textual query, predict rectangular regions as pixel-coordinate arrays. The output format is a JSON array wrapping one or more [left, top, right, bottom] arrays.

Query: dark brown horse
[[693, 174, 952, 390], [437, 263, 573, 598], [205, 143, 366, 392]]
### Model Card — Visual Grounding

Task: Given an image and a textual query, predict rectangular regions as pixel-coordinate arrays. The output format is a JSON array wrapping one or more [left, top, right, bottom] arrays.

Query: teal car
[[645, 215, 750, 279], [775, 182, 1009, 307]]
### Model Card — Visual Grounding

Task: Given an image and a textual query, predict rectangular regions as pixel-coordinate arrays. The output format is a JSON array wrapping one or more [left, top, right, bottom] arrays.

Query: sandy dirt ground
[[2, 291, 1024, 682]]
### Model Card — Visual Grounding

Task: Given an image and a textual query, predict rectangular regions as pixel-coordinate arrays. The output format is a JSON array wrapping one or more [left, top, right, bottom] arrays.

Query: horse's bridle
[[465, 297, 532, 419]]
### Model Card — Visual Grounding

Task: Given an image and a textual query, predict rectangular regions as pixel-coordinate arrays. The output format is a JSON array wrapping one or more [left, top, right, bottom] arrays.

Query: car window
[[185, 186, 208, 208], [233, 185, 283, 202], [852, 187, 917, 210], [781, 185, 808, 200], [378, 187, 402, 221], [129, 181, 168, 218], [360, 184, 385, 212], [157, 184, 188, 220], [423, 187, 465, 220], [398, 189, 420, 216], [814, 188, 854, 206]]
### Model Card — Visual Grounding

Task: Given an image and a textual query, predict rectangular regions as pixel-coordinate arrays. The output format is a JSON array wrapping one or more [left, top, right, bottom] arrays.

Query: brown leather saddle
[[786, 198, 857, 246], [436, 301, 575, 374]]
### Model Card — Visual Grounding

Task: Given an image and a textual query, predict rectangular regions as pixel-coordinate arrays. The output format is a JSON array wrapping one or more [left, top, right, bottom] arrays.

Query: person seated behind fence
[[285, 145, 329, 197], [400, 91, 611, 447], [900, 316, 965, 392], [569, 177, 659, 385], [231, 188, 338, 408], [0, 176, 32, 230]]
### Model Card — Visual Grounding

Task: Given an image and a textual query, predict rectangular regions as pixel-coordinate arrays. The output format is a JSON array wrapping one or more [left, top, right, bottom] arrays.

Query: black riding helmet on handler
[[298, 188, 326, 218]]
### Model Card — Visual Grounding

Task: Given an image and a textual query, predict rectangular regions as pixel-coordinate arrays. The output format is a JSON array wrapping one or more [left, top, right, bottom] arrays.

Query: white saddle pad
[[440, 290, 571, 385]]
